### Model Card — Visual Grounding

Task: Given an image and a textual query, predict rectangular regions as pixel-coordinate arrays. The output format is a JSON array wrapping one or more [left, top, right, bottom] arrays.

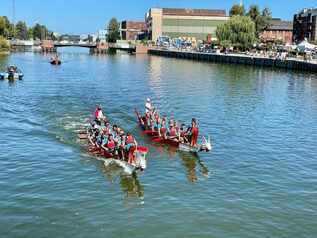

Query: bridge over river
[[10, 40, 149, 54]]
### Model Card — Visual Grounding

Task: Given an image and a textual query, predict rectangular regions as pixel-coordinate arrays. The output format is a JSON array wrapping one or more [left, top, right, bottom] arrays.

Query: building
[[97, 30, 107, 42], [121, 21, 146, 41], [145, 8, 229, 42], [293, 8, 317, 43], [60, 34, 81, 43], [260, 19, 293, 44]]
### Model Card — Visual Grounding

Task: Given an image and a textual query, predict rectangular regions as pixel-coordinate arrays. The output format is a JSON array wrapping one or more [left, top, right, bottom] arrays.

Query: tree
[[247, 5, 271, 36], [0, 35, 10, 52], [15, 21, 28, 40], [2, 16, 15, 38], [229, 4, 245, 16], [106, 18, 120, 43], [32, 23, 48, 40], [216, 16, 256, 50], [0, 16, 5, 36], [247, 5, 260, 21], [27, 27, 33, 39]]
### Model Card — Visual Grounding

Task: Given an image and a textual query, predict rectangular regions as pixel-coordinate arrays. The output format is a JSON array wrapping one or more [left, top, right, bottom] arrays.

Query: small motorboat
[[50, 59, 61, 65], [0, 65, 23, 80], [135, 109, 212, 153], [50, 55, 61, 65]]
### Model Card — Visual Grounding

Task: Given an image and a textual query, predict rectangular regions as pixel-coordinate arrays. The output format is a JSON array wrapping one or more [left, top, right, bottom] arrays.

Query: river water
[[0, 50, 317, 238]]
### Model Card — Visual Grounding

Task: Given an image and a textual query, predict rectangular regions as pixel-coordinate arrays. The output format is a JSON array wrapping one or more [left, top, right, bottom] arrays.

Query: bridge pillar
[[135, 44, 149, 54], [41, 40, 56, 53], [90, 42, 108, 54]]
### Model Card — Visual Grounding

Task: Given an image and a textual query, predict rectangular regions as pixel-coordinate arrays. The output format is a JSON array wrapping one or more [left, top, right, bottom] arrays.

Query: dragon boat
[[135, 109, 211, 153]]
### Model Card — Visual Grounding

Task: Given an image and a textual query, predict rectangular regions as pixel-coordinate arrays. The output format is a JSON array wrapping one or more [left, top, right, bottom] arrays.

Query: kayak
[[135, 109, 212, 153], [78, 126, 148, 174]]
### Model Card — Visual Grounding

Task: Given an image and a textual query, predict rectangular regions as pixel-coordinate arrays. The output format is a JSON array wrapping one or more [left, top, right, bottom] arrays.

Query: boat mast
[[12, 0, 15, 39]]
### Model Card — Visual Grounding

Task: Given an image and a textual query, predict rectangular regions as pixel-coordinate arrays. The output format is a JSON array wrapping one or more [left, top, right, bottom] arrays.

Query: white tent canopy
[[297, 40, 316, 51]]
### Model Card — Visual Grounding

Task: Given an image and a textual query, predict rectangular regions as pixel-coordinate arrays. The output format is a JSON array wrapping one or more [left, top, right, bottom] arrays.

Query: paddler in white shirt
[[145, 98, 153, 114]]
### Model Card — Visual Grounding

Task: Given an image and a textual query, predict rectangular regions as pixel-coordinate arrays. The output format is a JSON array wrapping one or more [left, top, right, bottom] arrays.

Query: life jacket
[[126, 135, 134, 144], [95, 110, 99, 119], [107, 140, 115, 149], [169, 128, 176, 137], [191, 126, 199, 136]]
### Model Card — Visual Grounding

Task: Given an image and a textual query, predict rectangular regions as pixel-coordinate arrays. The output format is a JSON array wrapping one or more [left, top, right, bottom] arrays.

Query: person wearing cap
[[94, 106, 106, 125], [145, 98, 152, 114]]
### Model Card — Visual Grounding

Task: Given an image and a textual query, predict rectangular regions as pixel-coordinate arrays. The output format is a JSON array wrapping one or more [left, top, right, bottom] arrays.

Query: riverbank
[[149, 48, 317, 73], [0, 51, 10, 55]]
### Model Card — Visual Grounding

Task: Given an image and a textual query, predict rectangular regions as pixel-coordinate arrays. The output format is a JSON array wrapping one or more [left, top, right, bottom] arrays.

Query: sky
[[0, 0, 316, 34]]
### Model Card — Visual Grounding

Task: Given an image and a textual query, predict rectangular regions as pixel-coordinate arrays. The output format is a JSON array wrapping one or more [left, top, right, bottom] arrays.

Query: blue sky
[[0, 0, 316, 34]]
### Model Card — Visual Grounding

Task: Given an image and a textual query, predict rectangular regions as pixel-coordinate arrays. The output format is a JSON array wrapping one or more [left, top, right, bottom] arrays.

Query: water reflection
[[179, 152, 210, 183], [152, 142, 210, 183], [102, 165, 144, 199]]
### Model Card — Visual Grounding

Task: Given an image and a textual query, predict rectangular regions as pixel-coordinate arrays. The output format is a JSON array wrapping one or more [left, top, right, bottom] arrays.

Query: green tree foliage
[[27, 28, 33, 39], [15, 21, 28, 40], [0, 35, 10, 52], [106, 18, 120, 43], [0, 17, 5, 36], [216, 16, 256, 50], [262, 7, 272, 18], [247, 5, 271, 36], [32, 23, 48, 40], [229, 4, 245, 16], [1, 16, 51, 40], [247, 5, 260, 21]]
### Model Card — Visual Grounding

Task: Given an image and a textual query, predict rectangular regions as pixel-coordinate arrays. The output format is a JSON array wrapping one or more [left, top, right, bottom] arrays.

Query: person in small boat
[[153, 116, 160, 133], [112, 125, 119, 138], [7, 66, 17, 73], [189, 118, 199, 147], [96, 131, 105, 148], [94, 106, 106, 125], [105, 134, 116, 153], [117, 131, 126, 160], [167, 122, 179, 140], [103, 122, 111, 134], [179, 124, 188, 143], [167, 124, 176, 137], [145, 98, 153, 113], [125, 132, 136, 152], [160, 117, 168, 139]]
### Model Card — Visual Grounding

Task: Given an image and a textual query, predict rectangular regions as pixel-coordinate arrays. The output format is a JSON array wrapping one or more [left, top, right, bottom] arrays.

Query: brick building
[[260, 19, 293, 44], [121, 21, 146, 41], [293, 8, 317, 43]]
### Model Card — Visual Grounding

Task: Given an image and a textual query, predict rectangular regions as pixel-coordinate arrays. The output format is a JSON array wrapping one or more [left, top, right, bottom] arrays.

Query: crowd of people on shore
[[88, 106, 137, 161], [142, 98, 199, 147]]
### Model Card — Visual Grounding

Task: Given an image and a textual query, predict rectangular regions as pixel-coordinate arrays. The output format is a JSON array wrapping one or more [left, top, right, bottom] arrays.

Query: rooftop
[[266, 19, 293, 31], [162, 8, 226, 17]]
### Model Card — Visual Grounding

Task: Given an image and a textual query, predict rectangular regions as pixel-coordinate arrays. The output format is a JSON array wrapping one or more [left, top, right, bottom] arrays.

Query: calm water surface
[[0, 50, 317, 238]]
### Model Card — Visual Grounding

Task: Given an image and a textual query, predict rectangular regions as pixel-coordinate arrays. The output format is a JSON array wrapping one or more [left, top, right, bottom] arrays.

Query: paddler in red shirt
[[190, 118, 199, 147]]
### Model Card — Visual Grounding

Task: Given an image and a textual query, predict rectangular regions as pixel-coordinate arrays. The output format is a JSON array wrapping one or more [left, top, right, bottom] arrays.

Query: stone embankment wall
[[148, 49, 317, 72]]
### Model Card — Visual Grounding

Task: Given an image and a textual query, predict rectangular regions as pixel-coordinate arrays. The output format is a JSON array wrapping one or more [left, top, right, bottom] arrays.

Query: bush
[[0, 36, 10, 52]]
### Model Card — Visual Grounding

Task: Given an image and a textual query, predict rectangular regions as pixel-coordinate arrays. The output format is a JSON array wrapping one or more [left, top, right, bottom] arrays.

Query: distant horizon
[[0, 0, 316, 34]]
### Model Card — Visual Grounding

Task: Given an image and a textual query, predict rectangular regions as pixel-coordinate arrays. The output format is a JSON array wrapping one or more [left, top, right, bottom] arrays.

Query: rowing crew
[[88, 106, 137, 161], [143, 98, 199, 147]]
